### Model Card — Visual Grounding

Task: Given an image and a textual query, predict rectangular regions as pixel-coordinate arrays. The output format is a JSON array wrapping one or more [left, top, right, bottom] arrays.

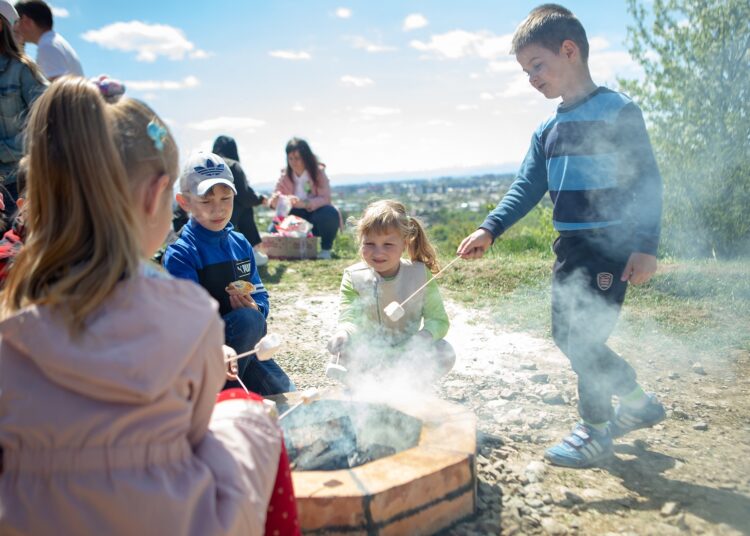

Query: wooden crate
[[259, 233, 319, 260]]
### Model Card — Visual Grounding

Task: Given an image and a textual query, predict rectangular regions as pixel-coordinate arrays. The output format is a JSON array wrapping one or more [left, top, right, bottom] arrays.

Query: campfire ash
[[280, 399, 422, 471]]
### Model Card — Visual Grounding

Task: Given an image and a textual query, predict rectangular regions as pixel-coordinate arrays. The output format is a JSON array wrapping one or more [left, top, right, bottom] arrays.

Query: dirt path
[[268, 288, 750, 535]]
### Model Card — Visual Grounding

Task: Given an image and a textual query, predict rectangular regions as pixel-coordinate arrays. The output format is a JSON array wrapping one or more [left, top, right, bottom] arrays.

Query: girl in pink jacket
[[0, 78, 298, 535], [268, 138, 340, 259]]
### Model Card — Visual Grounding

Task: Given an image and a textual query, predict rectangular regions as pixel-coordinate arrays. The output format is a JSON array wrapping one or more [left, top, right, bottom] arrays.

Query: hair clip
[[147, 119, 167, 151]]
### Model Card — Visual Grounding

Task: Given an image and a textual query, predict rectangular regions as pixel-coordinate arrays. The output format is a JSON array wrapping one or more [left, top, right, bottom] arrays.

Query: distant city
[[256, 173, 516, 228]]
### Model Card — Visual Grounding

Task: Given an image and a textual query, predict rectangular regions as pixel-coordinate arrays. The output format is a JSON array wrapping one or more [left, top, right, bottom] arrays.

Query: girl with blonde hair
[[0, 77, 298, 535], [327, 199, 455, 383]]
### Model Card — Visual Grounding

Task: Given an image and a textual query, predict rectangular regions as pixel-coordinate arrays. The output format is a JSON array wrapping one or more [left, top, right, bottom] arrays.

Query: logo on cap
[[193, 159, 226, 178]]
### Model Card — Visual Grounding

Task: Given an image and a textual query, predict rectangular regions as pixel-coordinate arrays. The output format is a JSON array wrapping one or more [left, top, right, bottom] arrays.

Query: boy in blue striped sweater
[[458, 4, 665, 468]]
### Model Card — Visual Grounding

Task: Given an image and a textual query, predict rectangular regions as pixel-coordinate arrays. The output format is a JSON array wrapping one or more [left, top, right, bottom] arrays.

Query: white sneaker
[[317, 249, 332, 260], [253, 248, 269, 266]]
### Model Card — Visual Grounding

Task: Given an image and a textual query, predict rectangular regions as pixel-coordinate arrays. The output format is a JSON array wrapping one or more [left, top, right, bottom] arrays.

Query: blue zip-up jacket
[[163, 219, 269, 318], [481, 87, 662, 255]]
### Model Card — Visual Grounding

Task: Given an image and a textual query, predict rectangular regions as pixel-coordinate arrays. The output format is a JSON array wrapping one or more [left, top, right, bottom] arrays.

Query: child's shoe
[[253, 248, 269, 267], [544, 422, 613, 468], [317, 249, 332, 260], [609, 393, 666, 438]]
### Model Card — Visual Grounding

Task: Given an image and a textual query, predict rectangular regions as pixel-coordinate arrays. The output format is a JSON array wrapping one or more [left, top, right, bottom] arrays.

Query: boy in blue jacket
[[164, 152, 294, 395], [458, 4, 664, 468]]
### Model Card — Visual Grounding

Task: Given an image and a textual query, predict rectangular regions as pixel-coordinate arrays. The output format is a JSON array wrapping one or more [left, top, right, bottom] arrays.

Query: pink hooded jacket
[[0, 266, 281, 535], [270, 165, 331, 212]]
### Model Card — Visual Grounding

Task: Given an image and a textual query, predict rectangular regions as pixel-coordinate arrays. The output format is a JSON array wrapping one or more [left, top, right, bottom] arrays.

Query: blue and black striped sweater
[[163, 219, 270, 318], [481, 87, 662, 255]]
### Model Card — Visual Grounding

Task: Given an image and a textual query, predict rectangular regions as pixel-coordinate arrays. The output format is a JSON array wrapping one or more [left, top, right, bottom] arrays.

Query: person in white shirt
[[14, 0, 82, 80]]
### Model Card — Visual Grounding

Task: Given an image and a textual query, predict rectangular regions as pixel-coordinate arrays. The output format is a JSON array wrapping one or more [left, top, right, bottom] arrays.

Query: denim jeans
[[223, 307, 295, 395]]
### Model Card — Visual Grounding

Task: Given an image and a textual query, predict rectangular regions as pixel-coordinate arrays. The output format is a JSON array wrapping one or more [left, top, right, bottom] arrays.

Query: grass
[[260, 237, 750, 358]]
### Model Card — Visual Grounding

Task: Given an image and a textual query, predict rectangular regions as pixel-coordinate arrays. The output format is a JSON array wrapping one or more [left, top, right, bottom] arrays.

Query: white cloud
[[403, 13, 428, 31], [360, 106, 400, 119], [456, 104, 478, 111], [50, 5, 69, 18], [335, 7, 352, 19], [292, 103, 305, 112], [497, 74, 533, 98], [410, 29, 511, 60], [341, 75, 374, 88], [426, 119, 453, 126], [487, 59, 518, 73], [81, 21, 209, 62], [348, 36, 397, 53], [269, 50, 311, 60], [125, 75, 200, 91], [480, 92, 494, 100], [589, 36, 610, 52], [187, 116, 266, 132]]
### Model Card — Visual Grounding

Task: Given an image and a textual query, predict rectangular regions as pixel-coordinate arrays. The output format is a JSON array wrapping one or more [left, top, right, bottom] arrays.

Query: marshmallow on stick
[[223, 333, 282, 363], [383, 256, 462, 321], [325, 353, 348, 381], [279, 388, 321, 420]]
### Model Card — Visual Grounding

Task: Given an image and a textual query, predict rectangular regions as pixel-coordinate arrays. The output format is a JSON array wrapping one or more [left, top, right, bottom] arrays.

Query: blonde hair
[[354, 199, 440, 273], [0, 13, 45, 83], [1, 77, 178, 335]]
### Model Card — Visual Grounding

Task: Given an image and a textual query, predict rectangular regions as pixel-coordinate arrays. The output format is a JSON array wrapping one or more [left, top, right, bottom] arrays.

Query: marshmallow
[[384, 301, 405, 321], [325, 363, 348, 381], [300, 388, 320, 404], [254, 333, 282, 361]]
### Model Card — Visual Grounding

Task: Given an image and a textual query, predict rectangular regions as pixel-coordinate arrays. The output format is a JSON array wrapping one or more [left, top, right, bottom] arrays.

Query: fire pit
[[272, 389, 476, 535]]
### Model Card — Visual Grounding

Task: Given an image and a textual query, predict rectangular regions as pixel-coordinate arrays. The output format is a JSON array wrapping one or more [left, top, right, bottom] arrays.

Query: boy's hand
[[621, 252, 657, 285], [226, 284, 259, 310], [223, 344, 239, 380], [327, 331, 349, 354], [457, 229, 493, 259]]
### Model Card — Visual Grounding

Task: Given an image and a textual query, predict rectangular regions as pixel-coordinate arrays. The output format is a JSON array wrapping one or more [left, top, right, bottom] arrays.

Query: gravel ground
[[268, 289, 750, 536]]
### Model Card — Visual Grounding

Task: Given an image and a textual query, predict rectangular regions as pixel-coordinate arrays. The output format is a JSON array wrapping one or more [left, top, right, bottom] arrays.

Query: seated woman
[[268, 138, 339, 259]]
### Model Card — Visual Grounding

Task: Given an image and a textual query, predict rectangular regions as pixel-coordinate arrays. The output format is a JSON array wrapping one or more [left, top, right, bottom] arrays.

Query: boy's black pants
[[551, 235, 638, 424]]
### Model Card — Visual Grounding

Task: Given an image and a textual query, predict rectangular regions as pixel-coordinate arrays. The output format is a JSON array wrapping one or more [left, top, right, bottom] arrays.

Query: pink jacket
[[0, 266, 281, 536], [270, 165, 331, 212]]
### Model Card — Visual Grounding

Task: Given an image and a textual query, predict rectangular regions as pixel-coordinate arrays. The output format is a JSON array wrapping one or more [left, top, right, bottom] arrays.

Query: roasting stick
[[278, 388, 321, 421], [383, 255, 462, 321]]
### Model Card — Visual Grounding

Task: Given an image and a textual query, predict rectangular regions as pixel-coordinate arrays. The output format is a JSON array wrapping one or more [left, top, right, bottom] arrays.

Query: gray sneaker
[[317, 249, 332, 260]]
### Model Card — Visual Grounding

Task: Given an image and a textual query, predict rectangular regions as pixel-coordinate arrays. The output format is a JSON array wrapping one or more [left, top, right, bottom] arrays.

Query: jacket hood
[[212, 135, 239, 162], [0, 270, 221, 405]]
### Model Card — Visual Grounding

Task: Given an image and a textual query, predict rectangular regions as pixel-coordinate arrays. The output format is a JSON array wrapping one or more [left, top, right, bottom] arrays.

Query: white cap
[[0, 0, 18, 26], [179, 151, 237, 196]]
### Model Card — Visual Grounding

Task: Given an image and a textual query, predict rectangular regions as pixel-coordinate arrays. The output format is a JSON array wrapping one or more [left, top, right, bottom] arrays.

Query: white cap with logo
[[180, 152, 237, 196]]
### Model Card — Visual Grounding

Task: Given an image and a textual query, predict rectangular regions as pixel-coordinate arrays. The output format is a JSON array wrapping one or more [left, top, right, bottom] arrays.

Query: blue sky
[[39, 1, 643, 187]]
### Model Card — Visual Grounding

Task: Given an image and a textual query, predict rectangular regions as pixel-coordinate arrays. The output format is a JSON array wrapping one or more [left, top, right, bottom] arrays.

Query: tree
[[621, 0, 750, 257]]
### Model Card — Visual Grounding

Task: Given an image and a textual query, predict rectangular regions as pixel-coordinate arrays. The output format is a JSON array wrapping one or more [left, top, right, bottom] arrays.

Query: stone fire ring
[[273, 389, 476, 535]]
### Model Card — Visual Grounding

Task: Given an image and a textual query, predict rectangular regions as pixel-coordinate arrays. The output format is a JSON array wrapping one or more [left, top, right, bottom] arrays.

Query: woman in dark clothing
[[212, 135, 268, 266]]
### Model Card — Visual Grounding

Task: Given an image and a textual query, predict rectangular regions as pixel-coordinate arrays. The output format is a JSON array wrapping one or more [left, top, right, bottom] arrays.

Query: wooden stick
[[224, 347, 259, 363], [399, 255, 461, 308]]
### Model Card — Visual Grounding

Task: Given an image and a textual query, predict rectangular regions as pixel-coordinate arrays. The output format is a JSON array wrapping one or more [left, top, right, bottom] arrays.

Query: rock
[[668, 371, 680, 380], [500, 389, 518, 400], [519, 361, 537, 371], [524, 461, 547, 483], [692, 362, 707, 375], [541, 518, 568, 535], [486, 399, 509, 410], [479, 389, 499, 401], [539, 385, 565, 405], [563, 489, 584, 505], [660, 501, 680, 516], [693, 421, 709, 431], [530, 373, 549, 384]]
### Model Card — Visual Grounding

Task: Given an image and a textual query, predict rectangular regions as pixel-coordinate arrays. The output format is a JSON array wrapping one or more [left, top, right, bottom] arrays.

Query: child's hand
[[226, 282, 260, 310], [223, 344, 239, 380], [327, 331, 349, 354], [229, 293, 259, 310], [621, 252, 657, 285], [457, 229, 493, 259]]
